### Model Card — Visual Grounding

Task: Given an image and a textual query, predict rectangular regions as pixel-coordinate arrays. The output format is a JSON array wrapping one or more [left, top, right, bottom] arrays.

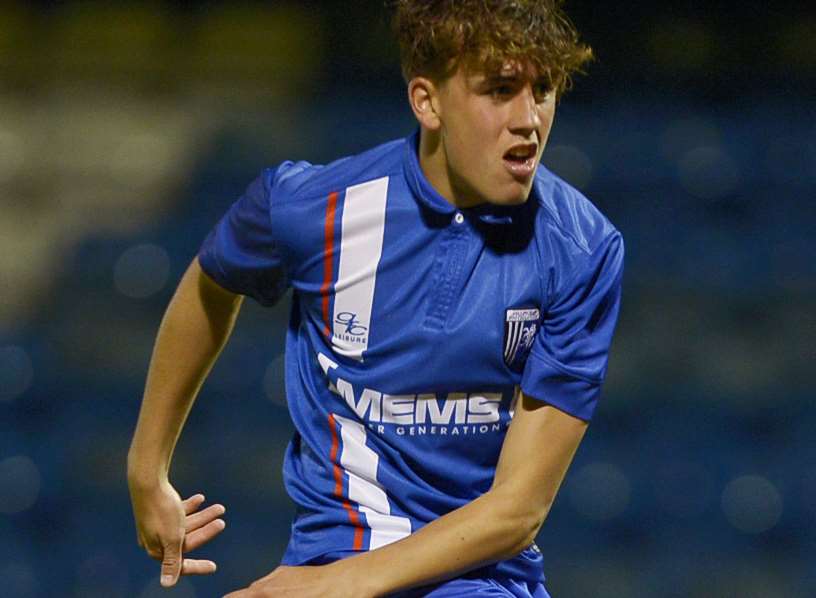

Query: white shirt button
[[454, 212, 464, 224]]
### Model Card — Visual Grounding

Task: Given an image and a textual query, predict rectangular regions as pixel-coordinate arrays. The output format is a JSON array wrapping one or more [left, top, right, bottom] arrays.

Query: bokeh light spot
[[113, 243, 171, 299], [721, 474, 783, 534], [0, 455, 42, 514], [0, 345, 34, 402], [661, 118, 721, 161], [677, 146, 740, 199], [567, 462, 631, 521]]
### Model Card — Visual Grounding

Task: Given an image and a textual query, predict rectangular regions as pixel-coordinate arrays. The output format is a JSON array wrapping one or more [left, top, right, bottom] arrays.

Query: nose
[[509, 85, 542, 137]]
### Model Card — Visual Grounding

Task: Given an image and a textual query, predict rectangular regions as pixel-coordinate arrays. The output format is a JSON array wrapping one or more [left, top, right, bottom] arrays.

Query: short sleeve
[[197, 169, 289, 306], [521, 232, 624, 421]]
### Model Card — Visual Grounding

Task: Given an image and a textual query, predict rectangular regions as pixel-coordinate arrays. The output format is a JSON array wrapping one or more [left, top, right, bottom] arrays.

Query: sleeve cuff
[[520, 359, 602, 422], [197, 230, 243, 297]]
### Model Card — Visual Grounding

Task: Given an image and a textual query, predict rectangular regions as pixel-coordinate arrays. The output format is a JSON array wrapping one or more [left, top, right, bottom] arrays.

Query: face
[[413, 60, 557, 208]]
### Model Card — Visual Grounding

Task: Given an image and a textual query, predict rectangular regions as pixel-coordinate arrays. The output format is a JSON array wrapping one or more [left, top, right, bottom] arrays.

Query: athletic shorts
[[389, 577, 551, 597]]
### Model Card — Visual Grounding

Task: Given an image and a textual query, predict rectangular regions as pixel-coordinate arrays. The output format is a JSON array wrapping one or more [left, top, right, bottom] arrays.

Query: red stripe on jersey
[[328, 413, 343, 496], [327, 413, 364, 551], [320, 191, 339, 338]]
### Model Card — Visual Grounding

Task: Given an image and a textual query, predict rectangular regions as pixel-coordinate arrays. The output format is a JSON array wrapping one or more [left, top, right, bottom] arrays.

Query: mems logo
[[317, 353, 508, 437]]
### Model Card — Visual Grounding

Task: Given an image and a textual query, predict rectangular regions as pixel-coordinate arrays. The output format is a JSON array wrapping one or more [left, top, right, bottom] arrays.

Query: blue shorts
[[389, 577, 551, 597]]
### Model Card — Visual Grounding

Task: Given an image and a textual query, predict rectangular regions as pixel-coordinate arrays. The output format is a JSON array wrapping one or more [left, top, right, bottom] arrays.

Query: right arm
[[127, 256, 243, 586]]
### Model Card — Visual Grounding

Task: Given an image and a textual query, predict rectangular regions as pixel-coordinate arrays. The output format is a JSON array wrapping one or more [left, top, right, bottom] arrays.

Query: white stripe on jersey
[[505, 320, 522, 361], [334, 414, 412, 549], [508, 322, 526, 364], [332, 176, 389, 361]]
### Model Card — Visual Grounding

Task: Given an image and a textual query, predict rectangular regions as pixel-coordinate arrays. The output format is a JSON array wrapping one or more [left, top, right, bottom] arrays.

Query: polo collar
[[403, 129, 456, 215]]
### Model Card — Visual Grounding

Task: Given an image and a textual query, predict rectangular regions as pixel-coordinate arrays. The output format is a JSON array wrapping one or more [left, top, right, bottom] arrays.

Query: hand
[[130, 481, 226, 587], [223, 564, 368, 598]]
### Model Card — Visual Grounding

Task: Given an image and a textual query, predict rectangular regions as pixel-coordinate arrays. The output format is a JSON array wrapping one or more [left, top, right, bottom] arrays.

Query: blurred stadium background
[[0, 1, 814, 596]]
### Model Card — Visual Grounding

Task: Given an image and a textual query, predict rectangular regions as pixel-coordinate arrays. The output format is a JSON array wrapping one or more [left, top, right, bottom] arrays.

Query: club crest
[[503, 307, 540, 371]]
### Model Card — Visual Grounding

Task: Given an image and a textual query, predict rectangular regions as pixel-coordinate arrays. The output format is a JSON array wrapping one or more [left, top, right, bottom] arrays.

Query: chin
[[492, 184, 533, 206], [509, 192, 531, 205]]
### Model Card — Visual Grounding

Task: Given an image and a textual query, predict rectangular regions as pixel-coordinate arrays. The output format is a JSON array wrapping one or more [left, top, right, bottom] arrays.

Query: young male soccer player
[[127, 1, 624, 596]]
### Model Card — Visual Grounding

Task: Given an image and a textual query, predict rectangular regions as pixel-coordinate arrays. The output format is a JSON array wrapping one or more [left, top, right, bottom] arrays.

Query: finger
[[182, 494, 206, 515], [185, 503, 226, 532], [181, 558, 217, 576], [160, 534, 184, 587], [184, 518, 226, 552]]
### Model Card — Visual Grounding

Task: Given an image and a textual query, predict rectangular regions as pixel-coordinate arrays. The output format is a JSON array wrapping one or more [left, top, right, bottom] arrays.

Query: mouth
[[502, 143, 539, 180]]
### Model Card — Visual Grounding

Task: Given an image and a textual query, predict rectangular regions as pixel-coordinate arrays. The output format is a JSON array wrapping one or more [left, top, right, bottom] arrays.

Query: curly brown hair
[[392, 0, 592, 94]]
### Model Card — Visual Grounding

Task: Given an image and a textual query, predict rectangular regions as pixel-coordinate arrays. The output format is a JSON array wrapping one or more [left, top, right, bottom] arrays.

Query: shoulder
[[260, 137, 408, 203], [531, 166, 621, 256]]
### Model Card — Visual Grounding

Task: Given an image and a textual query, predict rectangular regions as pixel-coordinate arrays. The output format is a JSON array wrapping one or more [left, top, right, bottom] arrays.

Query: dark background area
[[0, 1, 814, 596]]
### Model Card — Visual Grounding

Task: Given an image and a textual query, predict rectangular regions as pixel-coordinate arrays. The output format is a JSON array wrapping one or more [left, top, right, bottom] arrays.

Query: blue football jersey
[[198, 131, 624, 584]]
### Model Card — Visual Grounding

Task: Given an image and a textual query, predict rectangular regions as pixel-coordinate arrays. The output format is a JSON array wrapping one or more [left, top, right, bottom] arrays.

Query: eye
[[533, 82, 553, 102], [490, 85, 514, 99]]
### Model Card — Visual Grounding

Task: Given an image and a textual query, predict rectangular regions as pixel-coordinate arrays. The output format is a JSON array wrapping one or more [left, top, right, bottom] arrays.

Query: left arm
[[226, 395, 586, 598], [352, 394, 588, 597]]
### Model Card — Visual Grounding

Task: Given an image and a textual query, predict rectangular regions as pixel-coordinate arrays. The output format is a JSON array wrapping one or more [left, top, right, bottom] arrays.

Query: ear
[[407, 76, 442, 131]]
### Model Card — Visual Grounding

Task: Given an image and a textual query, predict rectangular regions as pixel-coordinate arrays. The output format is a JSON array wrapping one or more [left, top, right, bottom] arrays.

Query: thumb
[[160, 534, 183, 587]]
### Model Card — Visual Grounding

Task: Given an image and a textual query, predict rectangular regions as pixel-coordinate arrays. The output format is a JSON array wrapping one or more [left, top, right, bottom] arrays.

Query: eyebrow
[[483, 73, 521, 83], [480, 73, 551, 87]]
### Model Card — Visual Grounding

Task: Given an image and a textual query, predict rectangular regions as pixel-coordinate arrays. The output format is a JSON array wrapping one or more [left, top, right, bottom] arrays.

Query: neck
[[417, 129, 481, 209]]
